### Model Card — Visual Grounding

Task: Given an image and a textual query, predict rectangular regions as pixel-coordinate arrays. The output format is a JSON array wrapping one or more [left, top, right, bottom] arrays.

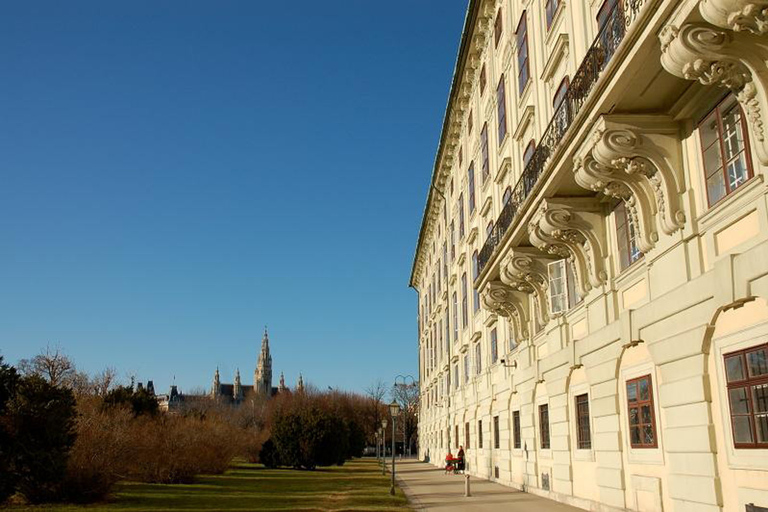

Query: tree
[[392, 380, 419, 456], [17, 345, 76, 388], [0, 357, 19, 503], [364, 379, 388, 443], [8, 375, 77, 503], [103, 385, 158, 417]]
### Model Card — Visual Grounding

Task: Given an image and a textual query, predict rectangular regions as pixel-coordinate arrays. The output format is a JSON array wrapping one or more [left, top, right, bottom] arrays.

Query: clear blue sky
[[0, 1, 466, 394]]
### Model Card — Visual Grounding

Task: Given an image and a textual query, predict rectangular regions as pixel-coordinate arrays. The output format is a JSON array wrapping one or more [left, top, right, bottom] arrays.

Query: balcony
[[477, 0, 652, 275]]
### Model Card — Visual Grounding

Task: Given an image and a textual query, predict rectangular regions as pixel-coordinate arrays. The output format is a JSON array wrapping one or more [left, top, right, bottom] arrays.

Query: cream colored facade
[[410, 1, 768, 511]]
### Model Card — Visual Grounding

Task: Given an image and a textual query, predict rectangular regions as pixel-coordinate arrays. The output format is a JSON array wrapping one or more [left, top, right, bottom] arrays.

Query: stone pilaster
[[546, 365, 574, 496]]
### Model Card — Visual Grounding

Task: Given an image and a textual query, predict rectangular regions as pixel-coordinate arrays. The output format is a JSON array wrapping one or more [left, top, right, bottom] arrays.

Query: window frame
[[515, 12, 530, 95], [478, 419, 483, 449], [472, 251, 481, 313], [545, 0, 560, 30], [461, 273, 469, 328], [553, 75, 570, 110], [698, 93, 754, 208], [468, 163, 476, 213], [502, 186, 512, 206], [626, 374, 659, 449], [481, 124, 490, 182], [497, 75, 507, 143], [523, 139, 536, 168], [465, 421, 470, 448], [494, 8, 503, 47], [539, 403, 550, 449], [575, 393, 592, 450], [723, 343, 768, 449], [614, 201, 642, 270], [480, 64, 487, 95], [493, 415, 500, 449], [490, 327, 498, 364], [513, 410, 521, 449]]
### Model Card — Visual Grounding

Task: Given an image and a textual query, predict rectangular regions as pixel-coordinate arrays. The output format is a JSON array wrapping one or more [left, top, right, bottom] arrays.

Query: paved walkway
[[394, 459, 583, 511]]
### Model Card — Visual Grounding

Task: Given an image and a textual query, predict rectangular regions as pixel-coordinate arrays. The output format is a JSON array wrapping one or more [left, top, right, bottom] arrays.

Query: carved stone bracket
[[528, 198, 608, 299], [700, 0, 768, 35], [480, 280, 530, 341], [500, 248, 555, 325], [659, 22, 768, 164], [574, 115, 686, 253]]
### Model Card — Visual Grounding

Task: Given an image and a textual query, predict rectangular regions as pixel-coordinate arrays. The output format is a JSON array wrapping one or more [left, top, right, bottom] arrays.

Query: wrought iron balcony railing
[[477, 0, 648, 275]]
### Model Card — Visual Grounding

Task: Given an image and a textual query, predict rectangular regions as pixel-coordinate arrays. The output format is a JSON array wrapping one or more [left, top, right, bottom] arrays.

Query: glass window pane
[[726, 154, 749, 191], [630, 426, 641, 445], [729, 387, 750, 414], [756, 412, 768, 443], [752, 383, 768, 413], [629, 406, 639, 425], [732, 415, 754, 444], [703, 143, 723, 176], [627, 382, 637, 402], [725, 354, 745, 382], [706, 170, 726, 205], [643, 424, 655, 445], [639, 378, 650, 401], [747, 348, 768, 377], [700, 113, 720, 149], [641, 405, 652, 424]]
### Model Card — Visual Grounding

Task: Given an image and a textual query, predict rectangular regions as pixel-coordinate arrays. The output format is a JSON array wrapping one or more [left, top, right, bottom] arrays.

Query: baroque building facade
[[411, 0, 768, 511]]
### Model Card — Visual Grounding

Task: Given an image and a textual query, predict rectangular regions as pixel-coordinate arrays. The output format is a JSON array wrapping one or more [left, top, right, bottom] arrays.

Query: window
[[481, 125, 490, 182], [553, 76, 569, 111], [443, 242, 448, 282], [546, 0, 560, 29], [615, 201, 642, 270], [502, 186, 512, 206], [513, 411, 521, 449], [626, 374, 658, 448], [465, 422, 470, 448], [523, 140, 536, 168], [459, 146, 463, 167], [461, 273, 469, 328], [480, 64, 487, 95], [509, 322, 517, 352], [575, 394, 591, 449], [452, 292, 459, 341], [539, 404, 550, 449], [459, 194, 465, 239], [493, 415, 500, 448], [475, 342, 482, 375], [463, 354, 469, 383], [468, 163, 476, 213], [597, 0, 619, 30], [497, 76, 508, 143], [478, 420, 483, 448], [516, 13, 530, 94], [468, 108, 473, 135], [699, 94, 753, 206], [451, 221, 456, 260], [494, 8, 503, 47], [724, 343, 768, 448], [453, 364, 459, 389], [491, 328, 498, 363], [472, 251, 480, 313], [486, 221, 494, 238], [548, 259, 579, 314]]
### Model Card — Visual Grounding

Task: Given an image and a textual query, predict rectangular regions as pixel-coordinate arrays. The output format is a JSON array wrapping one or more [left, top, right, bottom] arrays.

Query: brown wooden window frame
[[478, 419, 483, 449], [539, 403, 550, 449], [698, 93, 754, 208], [513, 410, 521, 449], [575, 393, 592, 450], [724, 343, 768, 449], [626, 374, 658, 449], [523, 139, 536, 168], [614, 200, 642, 270], [465, 421, 470, 449], [493, 415, 500, 449], [481, 124, 490, 182], [515, 12, 530, 96], [553, 76, 570, 110]]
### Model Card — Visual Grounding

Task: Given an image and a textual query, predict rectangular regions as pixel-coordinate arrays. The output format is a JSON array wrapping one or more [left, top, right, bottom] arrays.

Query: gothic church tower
[[254, 327, 272, 395]]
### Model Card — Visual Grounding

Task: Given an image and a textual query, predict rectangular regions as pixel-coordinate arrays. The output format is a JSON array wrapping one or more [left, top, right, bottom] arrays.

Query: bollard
[[464, 474, 471, 497]]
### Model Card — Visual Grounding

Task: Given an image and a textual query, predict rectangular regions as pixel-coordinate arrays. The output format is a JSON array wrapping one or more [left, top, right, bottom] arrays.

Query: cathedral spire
[[279, 372, 287, 392], [297, 373, 304, 393], [255, 328, 273, 395], [234, 368, 243, 402], [212, 366, 221, 397]]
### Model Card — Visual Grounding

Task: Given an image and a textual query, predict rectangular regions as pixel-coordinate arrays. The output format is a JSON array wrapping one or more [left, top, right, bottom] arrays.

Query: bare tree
[[91, 367, 118, 396], [392, 380, 419, 456], [364, 379, 388, 443], [18, 345, 76, 387]]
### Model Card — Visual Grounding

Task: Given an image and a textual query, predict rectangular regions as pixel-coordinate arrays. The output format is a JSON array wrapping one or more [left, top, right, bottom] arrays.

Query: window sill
[[698, 174, 763, 229]]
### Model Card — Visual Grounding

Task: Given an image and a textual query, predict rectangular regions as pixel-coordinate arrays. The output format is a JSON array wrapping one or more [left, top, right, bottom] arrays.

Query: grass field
[[11, 458, 411, 511]]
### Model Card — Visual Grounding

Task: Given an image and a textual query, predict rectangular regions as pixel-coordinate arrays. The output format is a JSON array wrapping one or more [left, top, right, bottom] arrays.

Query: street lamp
[[381, 419, 388, 475], [389, 400, 401, 496]]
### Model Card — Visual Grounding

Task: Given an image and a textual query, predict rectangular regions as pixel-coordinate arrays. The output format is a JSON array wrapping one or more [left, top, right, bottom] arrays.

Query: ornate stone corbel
[[528, 198, 608, 299], [659, 22, 768, 164], [700, 0, 768, 35], [480, 281, 530, 341], [574, 115, 686, 252], [499, 248, 555, 325]]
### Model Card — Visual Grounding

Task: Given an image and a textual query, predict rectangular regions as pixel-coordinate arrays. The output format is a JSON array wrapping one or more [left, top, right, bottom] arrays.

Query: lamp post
[[381, 419, 388, 475], [394, 374, 416, 456], [389, 400, 401, 496]]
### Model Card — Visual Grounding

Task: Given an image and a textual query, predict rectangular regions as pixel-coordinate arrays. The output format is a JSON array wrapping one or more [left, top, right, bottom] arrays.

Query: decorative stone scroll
[[574, 115, 686, 253], [500, 248, 556, 325], [480, 280, 530, 341], [528, 199, 608, 299], [700, 0, 768, 35], [659, 22, 768, 164]]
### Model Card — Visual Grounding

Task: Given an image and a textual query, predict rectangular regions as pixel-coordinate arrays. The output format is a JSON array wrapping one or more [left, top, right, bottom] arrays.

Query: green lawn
[[11, 459, 411, 511]]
